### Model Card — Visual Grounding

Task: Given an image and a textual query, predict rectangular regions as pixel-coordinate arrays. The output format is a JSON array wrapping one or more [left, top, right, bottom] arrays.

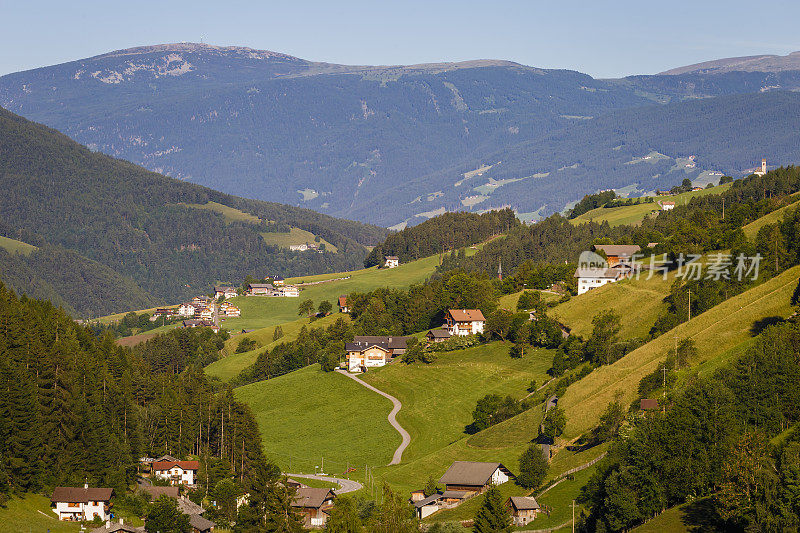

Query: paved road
[[336, 369, 411, 465], [286, 473, 363, 494]]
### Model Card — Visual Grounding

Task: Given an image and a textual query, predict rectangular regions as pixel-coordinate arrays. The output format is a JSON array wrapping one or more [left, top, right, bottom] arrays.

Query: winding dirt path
[[336, 369, 411, 465], [285, 473, 363, 494]]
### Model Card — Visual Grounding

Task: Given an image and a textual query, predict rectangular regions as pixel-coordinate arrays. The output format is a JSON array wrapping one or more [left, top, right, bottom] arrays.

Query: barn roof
[[447, 309, 486, 322], [439, 461, 510, 486], [509, 496, 540, 511], [51, 486, 113, 503]]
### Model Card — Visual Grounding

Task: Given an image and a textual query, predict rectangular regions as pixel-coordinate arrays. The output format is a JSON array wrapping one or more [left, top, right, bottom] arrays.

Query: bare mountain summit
[[660, 51, 800, 75]]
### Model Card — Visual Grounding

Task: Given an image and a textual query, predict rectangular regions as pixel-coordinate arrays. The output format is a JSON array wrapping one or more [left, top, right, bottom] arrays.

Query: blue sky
[[2, 0, 799, 77]]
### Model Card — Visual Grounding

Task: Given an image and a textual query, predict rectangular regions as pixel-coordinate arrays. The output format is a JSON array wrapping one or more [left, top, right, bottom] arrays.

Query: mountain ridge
[[3, 44, 800, 227]]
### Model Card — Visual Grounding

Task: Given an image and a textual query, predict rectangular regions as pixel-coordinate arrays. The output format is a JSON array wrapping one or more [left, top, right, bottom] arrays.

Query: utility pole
[[722, 196, 725, 220], [688, 289, 691, 322], [572, 500, 576, 533]]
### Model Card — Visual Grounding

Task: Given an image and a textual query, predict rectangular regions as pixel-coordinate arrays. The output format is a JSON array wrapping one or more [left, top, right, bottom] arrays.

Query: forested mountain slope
[[3, 43, 800, 226], [0, 107, 386, 315]]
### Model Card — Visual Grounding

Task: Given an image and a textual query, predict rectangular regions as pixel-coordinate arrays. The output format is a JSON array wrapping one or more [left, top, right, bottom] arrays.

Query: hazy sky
[[2, 0, 799, 78]]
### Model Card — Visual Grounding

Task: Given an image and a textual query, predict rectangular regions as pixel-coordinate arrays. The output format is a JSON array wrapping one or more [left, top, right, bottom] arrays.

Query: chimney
[[120, 518, 124, 525]]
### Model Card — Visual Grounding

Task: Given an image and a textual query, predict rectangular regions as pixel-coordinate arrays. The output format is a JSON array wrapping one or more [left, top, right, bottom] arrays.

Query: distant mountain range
[[0, 107, 386, 317], [2, 43, 800, 227]]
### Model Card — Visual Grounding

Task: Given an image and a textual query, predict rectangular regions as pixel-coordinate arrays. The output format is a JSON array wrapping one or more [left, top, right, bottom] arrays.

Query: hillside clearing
[[260, 227, 338, 253], [0, 235, 37, 256], [742, 195, 800, 239], [560, 265, 800, 439], [570, 184, 730, 227], [182, 201, 262, 224], [551, 271, 674, 339]]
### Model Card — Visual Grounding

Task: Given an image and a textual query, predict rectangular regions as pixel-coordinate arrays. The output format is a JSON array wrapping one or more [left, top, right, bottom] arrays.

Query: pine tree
[[473, 485, 512, 532]]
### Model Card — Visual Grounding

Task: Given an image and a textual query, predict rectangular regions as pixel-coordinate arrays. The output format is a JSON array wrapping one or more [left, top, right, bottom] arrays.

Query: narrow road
[[285, 473, 363, 494], [336, 369, 411, 465]]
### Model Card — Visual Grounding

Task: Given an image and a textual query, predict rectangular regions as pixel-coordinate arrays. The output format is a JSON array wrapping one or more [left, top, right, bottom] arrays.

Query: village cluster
[[53, 457, 543, 530]]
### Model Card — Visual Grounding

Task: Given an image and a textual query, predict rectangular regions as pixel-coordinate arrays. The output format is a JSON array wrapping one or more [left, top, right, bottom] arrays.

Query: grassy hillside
[[183, 201, 263, 224], [233, 341, 555, 489], [361, 343, 553, 462], [0, 494, 80, 532], [235, 365, 399, 474], [570, 184, 730, 227], [205, 313, 346, 382], [560, 265, 800, 439], [0, 235, 37, 255], [551, 272, 675, 339], [217, 254, 444, 331], [742, 195, 800, 239], [260, 227, 338, 253]]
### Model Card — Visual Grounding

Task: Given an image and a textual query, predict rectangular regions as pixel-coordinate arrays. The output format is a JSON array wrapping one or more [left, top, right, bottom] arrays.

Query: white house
[[289, 243, 309, 252], [384, 256, 400, 268], [444, 309, 486, 336], [151, 460, 200, 486], [177, 303, 196, 317], [280, 285, 300, 297], [51, 485, 113, 521], [220, 303, 241, 317], [661, 201, 676, 211], [574, 267, 627, 295], [344, 336, 409, 372]]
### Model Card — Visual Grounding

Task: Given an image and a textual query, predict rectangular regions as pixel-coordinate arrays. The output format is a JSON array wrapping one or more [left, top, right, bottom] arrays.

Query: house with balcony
[[344, 336, 409, 372], [51, 484, 113, 521], [444, 309, 486, 336], [151, 459, 200, 486]]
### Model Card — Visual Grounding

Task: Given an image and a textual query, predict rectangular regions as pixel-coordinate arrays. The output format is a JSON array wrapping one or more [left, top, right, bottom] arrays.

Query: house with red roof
[[444, 309, 486, 336], [151, 459, 200, 486]]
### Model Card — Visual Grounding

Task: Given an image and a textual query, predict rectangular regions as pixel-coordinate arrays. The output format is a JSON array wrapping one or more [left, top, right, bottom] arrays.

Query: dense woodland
[[579, 319, 800, 532], [0, 107, 387, 317], [365, 209, 519, 266], [0, 282, 285, 512]]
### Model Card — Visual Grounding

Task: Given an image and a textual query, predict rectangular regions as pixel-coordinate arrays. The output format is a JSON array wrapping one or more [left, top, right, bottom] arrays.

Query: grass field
[[205, 313, 347, 382], [570, 184, 730, 227], [559, 265, 800, 439], [0, 235, 37, 256], [235, 365, 399, 475], [233, 341, 555, 495], [361, 343, 553, 463], [742, 196, 800, 239], [0, 493, 80, 532], [183, 201, 262, 224], [260, 227, 337, 253], [551, 271, 675, 340], [183, 201, 337, 251], [216, 255, 443, 331]]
